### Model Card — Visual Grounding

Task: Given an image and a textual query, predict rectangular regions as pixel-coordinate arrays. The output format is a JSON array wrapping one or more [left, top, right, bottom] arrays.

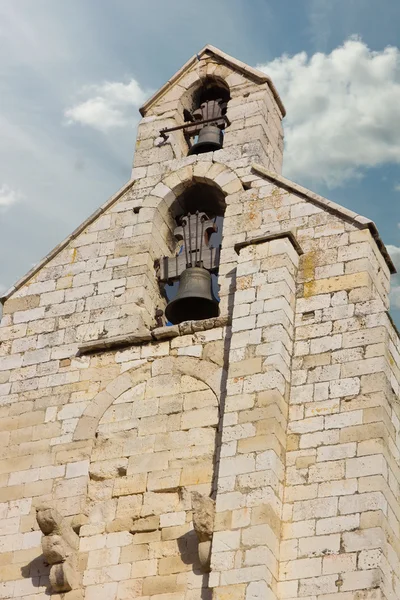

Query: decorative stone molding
[[141, 161, 243, 226], [77, 315, 231, 354], [234, 231, 303, 256], [36, 505, 80, 593], [77, 329, 153, 354], [191, 492, 215, 572]]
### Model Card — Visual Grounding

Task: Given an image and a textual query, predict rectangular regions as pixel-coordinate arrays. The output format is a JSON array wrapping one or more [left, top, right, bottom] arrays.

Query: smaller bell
[[188, 125, 223, 155], [165, 266, 219, 325]]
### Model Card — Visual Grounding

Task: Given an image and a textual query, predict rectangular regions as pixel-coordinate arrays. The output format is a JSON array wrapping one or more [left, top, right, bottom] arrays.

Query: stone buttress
[[0, 45, 399, 600]]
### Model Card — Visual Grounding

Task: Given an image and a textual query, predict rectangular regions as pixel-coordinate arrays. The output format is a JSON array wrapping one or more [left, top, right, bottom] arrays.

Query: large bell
[[165, 267, 219, 325], [188, 125, 223, 155]]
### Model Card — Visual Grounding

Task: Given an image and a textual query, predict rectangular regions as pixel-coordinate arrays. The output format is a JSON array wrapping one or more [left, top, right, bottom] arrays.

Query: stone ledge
[[234, 231, 303, 256], [78, 315, 230, 355]]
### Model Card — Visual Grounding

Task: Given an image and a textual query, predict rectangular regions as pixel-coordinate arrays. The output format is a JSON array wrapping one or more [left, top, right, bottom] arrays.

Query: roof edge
[[1, 179, 136, 304], [251, 164, 396, 275], [140, 44, 286, 118]]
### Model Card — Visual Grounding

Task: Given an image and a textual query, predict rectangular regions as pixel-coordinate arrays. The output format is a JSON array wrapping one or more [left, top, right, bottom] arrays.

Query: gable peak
[[139, 44, 285, 117]]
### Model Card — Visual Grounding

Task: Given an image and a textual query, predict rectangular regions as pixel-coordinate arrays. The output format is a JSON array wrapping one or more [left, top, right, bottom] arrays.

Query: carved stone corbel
[[191, 492, 215, 572], [36, 505, 80, 593]]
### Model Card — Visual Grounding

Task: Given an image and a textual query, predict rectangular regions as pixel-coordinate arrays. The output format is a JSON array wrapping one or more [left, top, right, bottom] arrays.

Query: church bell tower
[[0, 45, 398, 600]]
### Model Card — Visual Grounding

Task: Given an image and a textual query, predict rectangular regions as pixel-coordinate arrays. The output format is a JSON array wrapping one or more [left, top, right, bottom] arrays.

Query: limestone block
[[148, 469, 181, 492], [71, 513, 88, 534], [181, 406, 219, 430], [304, 272, 371, 297], [105, 516, 134, 533], [89, 458, 128, 481], [112, 474, 147, 497]]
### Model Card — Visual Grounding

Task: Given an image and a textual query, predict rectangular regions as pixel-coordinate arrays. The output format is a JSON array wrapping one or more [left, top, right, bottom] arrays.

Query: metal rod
[[187, 213, 192, 266], [182, 217, 189, 267], [159, 115, 229, 138], [199, 216, 205, 267], [195, 211, 199, 266]]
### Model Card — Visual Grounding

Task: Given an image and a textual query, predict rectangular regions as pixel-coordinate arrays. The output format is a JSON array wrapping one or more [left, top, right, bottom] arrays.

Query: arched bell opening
[[181, 77, 231, 156], [172, 182, 226, 220], [155, 182, 226, 325]]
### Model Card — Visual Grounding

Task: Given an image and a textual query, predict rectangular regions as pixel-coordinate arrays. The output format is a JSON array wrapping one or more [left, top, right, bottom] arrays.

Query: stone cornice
[[77, 315, 231, 355], [235, 231, 303, 256]]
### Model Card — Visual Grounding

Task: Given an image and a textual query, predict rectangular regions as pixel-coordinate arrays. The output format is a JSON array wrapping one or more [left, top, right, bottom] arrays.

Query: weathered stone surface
[[36, 504, 80, 593], [49, 559, 78, 592], [71, 512, 88, 534], [42, 534, 71, 563], [191, 492, 215, 542], [198, 540, 212, 572], [0, 47, 397, 600], [36, 505, 63, 534], [203, 341, 225, 366], [152, 325, 180, 340]]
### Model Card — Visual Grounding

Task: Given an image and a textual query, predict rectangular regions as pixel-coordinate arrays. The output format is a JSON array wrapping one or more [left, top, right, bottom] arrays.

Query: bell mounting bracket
[[156, 212, 220, 283], [159, 115, 230, 141]]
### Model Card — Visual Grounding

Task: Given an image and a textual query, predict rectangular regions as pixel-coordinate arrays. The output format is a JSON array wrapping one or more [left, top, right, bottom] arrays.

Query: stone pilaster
[[210, 235, 300, 600], [278, 230, 399, 599]]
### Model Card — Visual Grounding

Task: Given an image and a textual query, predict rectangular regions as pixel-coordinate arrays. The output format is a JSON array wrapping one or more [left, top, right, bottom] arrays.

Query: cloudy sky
[[1, 0, 400, 324]]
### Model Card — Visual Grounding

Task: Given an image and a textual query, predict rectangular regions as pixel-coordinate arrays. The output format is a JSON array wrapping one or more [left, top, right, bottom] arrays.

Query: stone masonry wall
[[0, 51, 399, 600], [0, 324, 228, 600], [134, 52, 284, 174]]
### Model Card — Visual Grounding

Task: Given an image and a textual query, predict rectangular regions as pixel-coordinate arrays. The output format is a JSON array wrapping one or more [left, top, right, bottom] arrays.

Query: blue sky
[[1, 0, 400, 324]]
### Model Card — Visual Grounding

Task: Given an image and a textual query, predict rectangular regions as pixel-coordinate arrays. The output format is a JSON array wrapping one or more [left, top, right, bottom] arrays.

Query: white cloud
[[65, 79, 150, 133], [0, 184, 22, 211], [394, 183, 400, 192], [258, 38, 400, 187], [387, 244, 400, 309]]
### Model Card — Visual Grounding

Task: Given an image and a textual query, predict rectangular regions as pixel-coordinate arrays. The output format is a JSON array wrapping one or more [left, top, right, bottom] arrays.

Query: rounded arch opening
[[172, 181, 226, 220], [181, 77, 231, 156], [190, 78, 230, 113], [147, 162, 242, 325], [181, 76, 231, 116], [162, 182, 226, 318]]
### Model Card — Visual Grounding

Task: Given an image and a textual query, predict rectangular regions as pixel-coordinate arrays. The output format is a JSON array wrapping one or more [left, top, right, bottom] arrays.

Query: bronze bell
[[165, 266, 219, 325], [188, 125, 223, 155]]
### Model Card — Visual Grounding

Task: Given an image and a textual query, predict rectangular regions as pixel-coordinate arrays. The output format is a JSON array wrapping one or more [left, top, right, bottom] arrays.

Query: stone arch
[[143, 58, 237, 119], [180, 74, 231, 117], [144, 160, 243, 213], [144, 162, 243, 324], [73, 356, 224, 442], [143, 161, 243, 260]]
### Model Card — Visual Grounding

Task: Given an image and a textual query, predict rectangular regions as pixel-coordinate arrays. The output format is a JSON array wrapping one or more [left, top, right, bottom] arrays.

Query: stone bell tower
[[0, 45, 399, 600]]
